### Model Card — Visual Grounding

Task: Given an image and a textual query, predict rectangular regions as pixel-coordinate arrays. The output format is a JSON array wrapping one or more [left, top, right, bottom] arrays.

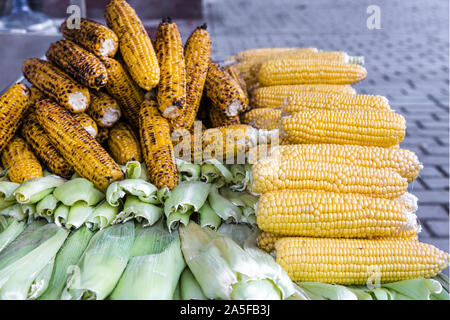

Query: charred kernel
[[209, 104, 240, 127], [107, 122, 142, 165], [87, 90, 121, 128], [72, 112, 99, 138], [96, 127, 109, 145]]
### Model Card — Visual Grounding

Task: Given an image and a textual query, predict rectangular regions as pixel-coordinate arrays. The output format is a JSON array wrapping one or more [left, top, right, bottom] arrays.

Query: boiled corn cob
[[258, 59, 367, 86], [251, 84, 356, 109], [102, 57, 144, 129], [35, 99, 123, 191], [22, 58, 90, 113], [155, 17, 186, 119], [251, 157, 408, 198], [242, 108, 281, 130], [96, 127, 110, 145], [105, 0, 160, 90], [107, 122, 142, 165], [170, 24, 211, 130], [209, 105, 241, 128], [139, 99, 178, 189], [60, 18, 119, 58], [257, 232, 282, 254], [275, 237, 449, 284], [72, 113, 98, 138], [46, 40, 108, 89], [20, 113, 74, 179], [1, 136, 43, 183], [29, 86, 46, 104], [87, 90, 121, 128], [281, 109, 405, 147], [0, 83, 30, 153], [257, 190, 420, 238]]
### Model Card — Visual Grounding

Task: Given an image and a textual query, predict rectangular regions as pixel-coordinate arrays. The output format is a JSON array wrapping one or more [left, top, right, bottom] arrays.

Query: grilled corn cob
[[22, 58, 90, 113], [242, 108, 281, 130], [251, 157, 408, 198], [105, 0, 160, 90], [257, 232, 282, 253], [35, 99, 123, 191], [139, 99, 178, 189], [1, 136, 43, 183], [276, 237, 449, 284], [72, 113, 98, 138], [20, 114, 74, 179], [257, 190, 420, 238], [209, 105, 241, 127], [29, 86, 46, 104], [46, 40, 108, 89], [96, 127, 110, 145], [281, 110, 405, 147], [108, 122, 142, 165], [102, 57, 144, 129], [225, 64, 249, 104], [87, 90, 121, 128], [258, 59, 367, 86], [0, 83, 30, 153], [60, 18, 119, 58], [170, 24, 211, 130]]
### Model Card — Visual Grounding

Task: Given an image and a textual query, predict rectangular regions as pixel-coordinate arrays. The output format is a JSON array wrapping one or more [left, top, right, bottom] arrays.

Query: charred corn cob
[[209, 105, 241, 127], [35, 99, 123, 191], [22, 58, 90, 113], [257, 190, 420, 238], [1, 136, 43, 183], [225, 64, 249, 104], [242, 108, 281, 130], [139, 99, 178, 189], [87, 90, 121, 128], [251, 157, 408, 198], [257, 232, 282, 253], [46, 40, 108, 89], [281, 110, 405, 147], [102, 57, 144, 129], [205, 60, 248, 117], [251, 85, 356, 108], [20, 114, 74, 179], [170, 24, 211, 130], [96, 127, 110, 145], [29, 86, 46, 104], [105, 0, 160, 90], [276, 237, 449, 284], [0, 83, 30, 153], [258, 59, 367, 86], [72, 113, 98, 138], [108, 122, 142, 165], [60, 18, 119, 58]]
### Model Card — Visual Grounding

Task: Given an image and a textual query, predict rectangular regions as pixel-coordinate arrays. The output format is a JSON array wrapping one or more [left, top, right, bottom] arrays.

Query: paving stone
[[419, 166, 446, 178], [424, 220, 450, 238], [415, 191, 449, 204], [415, 204, 449, 220], [419, 177, 449, 190]]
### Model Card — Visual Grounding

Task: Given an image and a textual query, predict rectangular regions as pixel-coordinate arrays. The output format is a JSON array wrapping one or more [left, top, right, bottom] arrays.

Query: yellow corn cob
[[251, 157, 408, 198], [35, 99, 123, 191], [242, 108, 281, 130], [20, 113, 74, 179], [225, 64, 249, 105], [105, 0, 160, 90], [258, 59, 367, 86], [0, 83, 30, 153], [46, 40, 108, 89], [108, 122, 142, 165], [1, 136, 43, 183], [250, 144, 422, 182], [60, 18, 119, 58], [251, 85, 356, 108], [22, 58, 90, 113], [257, 190, 420, 238], [29, 86, 46, 104], [209, 105, 241, 128], [170, 24, 211, 130], [72, 113, 98, 138], [139, 99, 178, 189], [102, 57, 144, 129], [276, 237, 449, 284], [281, 109, 405, 147], [87, 90, 121, 128], [96, 127, 110, 145], [257, 232, 282, 253], [205, 60, 248, 117], [231, 60, 257, 85], [233, 47, 317, 62]]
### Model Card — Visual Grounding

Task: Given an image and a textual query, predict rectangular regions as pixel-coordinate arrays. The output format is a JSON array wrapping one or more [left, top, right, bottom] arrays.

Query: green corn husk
[[167, 208, 194, 231], [198, 201, 221, 230], [164, 181, 211, 231], [0, 168, 8, 180], [200, 159, 233, 186], [0, 217, 26, 252], [39, 226, 94, 300], [208, 186, 242, 223], [53, 178, 104, 207], [71, 172, 81, 179], [0, 223, 69, 300], [86, 201, 120, 231], [120, 161, 142, 180], [157, 187, 170, 203], [0, 204, 27, 221], [62, 222, 135, 300], [217, 223, 254, 247], [65, 202, 94, 229], [218, 188, 256, 225], [229, 164, 251, 191], [179, 221, 296, 300], [297, 282, 358, 300], [177, 159, 201, 182], [106, 179, 159, 207], [0, 181, 19, 210], [36, 194, 59, 219], [54, 204, 70, 227], [113, 195, 163, 227], [14, 176, 66, 204], [180, 268, 207, 300], [173, 282, 181, 300], [110, 222, 185, 300]]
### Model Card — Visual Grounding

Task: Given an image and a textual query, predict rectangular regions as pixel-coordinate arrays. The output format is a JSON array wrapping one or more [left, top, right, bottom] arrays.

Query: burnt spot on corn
[[107, 122, 142, 165]]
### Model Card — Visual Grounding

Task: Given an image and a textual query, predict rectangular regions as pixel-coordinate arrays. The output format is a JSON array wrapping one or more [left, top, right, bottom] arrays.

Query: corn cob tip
[[197, 23, 207, 30], [162, 16, 172, 23]]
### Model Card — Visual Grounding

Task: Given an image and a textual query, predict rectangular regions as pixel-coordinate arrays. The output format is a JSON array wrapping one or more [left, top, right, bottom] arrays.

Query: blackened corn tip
[[198, 23, 207, 30]]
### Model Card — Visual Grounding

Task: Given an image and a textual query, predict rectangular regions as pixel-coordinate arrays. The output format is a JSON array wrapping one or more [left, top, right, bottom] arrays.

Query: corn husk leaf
[[110, 222, 185, 300], [177, 159, 201, 182], [65, 202, 94, 229], [36, 194, 59, 218], [157, 187, 170, 203], [86, 201, 120, 231], [229, 164, 251, 191], [53, 178, 104, 207], [113, 195, 162, 227], [54, 204, 69, 227], [14, 176, 66, 204], [208, 186, 242, 223], [217, 223, 254, 247], [201, 159, 233, 186], [198, 201, 221, 230], [297, 282, 358, 300], [180, 267, 207, 300], [173, 282, 181, 300], [61, 222, 134, 300], [0, 203, 27, 220], [0, 181, 19, 209], [0, 217, 26, 253], [379, 278, 444, 300], [167, 208, 195, 231], [106, 179, 159, 206], [120, 161, 142, 179]]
